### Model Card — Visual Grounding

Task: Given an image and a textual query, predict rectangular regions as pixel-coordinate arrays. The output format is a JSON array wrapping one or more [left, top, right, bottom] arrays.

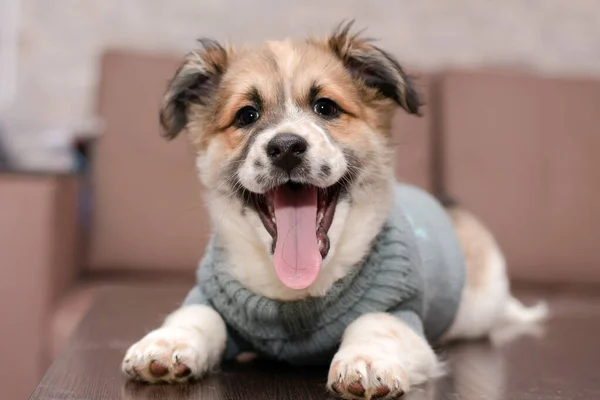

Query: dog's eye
[[313, 98, 340, 119], [235, 106, 260, 127]]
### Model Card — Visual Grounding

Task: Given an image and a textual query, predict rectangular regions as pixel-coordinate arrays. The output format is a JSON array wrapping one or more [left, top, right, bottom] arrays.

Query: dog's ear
[[159, 39, 229, 140], [325, 21, 420, 115]]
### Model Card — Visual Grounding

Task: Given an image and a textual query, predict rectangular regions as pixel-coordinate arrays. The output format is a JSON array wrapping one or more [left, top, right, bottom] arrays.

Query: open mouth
[[250, 181, 341, 290]]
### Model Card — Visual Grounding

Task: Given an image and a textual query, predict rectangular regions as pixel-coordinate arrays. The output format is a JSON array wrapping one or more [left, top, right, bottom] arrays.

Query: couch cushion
[[0, 174, 79, 399], [89, 50, 434, 272], [391, 74, 435, 192], [89, 51, 211, 272], [441, 71, 600, 283]]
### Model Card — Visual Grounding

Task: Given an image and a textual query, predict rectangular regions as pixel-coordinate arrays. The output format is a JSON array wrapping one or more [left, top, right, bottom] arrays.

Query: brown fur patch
[[447, 207, 499, 289]]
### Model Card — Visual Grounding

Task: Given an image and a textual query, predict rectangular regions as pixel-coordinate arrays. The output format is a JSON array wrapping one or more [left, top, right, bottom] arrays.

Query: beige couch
[[0, 174, 79, 400], [2, 50, 599, 398]]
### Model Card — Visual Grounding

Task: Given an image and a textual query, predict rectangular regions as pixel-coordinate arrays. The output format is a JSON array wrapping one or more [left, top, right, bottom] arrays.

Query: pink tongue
[[273, 185, 322, 289]]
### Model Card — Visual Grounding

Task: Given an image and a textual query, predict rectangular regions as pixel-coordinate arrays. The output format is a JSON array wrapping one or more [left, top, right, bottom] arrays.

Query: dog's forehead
[[224, 39, 342, 96], [264, 39, 306, 78]]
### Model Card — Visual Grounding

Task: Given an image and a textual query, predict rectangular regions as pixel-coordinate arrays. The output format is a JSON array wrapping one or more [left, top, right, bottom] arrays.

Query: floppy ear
[[159, 39, 229, 140], [326, 21, 421, 115]]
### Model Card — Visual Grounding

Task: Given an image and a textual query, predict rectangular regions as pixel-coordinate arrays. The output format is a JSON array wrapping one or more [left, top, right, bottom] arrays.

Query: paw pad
[[348, 381, 365, 396], [174, 363, 191, 378], [373, 385, 392, 398], [121, 326, 208, 383], [149, 360, 169, 378], [327, 353, 409, 399]]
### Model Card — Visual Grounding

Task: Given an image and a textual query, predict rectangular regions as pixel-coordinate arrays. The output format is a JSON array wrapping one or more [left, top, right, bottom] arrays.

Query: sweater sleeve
[[388, 295, 425, 338], [182, 285, 210, 307], [389, 309, 424, 338]]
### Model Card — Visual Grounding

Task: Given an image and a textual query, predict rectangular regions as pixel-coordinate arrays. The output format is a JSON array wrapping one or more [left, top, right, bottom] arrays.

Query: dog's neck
[[206, 178, 394, 301]]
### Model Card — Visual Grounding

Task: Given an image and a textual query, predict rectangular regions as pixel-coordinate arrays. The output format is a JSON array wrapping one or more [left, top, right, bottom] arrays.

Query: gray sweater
[[183, 183, 465, 366]]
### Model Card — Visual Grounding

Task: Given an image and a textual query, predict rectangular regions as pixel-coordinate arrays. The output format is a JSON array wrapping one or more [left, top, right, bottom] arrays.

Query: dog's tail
[[490, 296, 549, 346], [501, 296, 549, 325]]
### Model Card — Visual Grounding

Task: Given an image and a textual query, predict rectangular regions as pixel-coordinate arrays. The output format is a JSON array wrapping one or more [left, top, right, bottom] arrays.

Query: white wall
[[9, 0, 600, 128], [0, 0, 21, 111]]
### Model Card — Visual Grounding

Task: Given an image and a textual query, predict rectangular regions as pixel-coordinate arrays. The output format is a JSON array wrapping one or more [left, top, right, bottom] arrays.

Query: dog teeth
[[267, 200, 274, 215]]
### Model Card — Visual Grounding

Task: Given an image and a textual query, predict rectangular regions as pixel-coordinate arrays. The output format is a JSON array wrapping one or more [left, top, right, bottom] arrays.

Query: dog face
[[160, 23, 419, 293]]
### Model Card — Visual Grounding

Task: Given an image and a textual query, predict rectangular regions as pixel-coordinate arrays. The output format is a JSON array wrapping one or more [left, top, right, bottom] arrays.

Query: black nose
[[266, 133, 308, 173]]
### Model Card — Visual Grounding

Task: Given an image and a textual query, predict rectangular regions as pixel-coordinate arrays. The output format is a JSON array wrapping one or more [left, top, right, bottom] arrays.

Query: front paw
[[122, 326, 211, 383], [327, 346, 409, 399]]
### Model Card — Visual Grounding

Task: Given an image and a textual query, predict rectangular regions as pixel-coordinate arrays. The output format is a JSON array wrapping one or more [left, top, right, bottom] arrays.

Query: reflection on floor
[[120, 285, 600, 400], [405, 284, 600, 400]]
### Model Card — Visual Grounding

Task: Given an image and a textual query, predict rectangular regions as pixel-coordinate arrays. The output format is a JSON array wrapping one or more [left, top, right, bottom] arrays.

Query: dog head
[[160, 22, 420, 294]]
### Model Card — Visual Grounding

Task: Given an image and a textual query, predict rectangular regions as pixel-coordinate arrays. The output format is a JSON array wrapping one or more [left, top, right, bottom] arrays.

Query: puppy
[[122, 23, 547, 399]]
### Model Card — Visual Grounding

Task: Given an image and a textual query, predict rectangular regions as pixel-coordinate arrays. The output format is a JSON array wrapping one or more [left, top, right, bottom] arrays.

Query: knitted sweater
[[183, 183, 466, 366]]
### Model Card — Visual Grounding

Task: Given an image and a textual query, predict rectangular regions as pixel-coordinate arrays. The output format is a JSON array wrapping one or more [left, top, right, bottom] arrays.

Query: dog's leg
[[442, 207, 548, 343], [122, 305, 226, 383], [327, 312, 440, 399]]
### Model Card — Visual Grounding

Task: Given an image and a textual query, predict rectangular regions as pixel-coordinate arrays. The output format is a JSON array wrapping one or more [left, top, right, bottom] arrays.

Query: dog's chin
[[245, 180, 342, 290]]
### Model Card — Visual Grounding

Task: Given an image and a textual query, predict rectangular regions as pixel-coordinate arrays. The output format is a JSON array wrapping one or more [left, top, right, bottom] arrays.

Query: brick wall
[[9, 0, 600, 128]]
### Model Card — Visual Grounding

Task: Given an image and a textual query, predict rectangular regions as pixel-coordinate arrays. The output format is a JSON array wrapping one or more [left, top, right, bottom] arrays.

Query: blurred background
[[1, 1, 599, 398]]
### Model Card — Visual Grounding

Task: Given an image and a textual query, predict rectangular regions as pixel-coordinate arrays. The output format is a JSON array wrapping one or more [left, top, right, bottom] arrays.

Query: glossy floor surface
[[30, 283, 600, 399]]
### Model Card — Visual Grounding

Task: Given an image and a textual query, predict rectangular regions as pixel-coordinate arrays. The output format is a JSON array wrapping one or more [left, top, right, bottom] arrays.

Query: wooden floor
[[29, 283, 600, 399]]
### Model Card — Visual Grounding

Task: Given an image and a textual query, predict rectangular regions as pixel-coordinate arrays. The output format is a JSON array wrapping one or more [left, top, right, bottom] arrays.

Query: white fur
[[442, 247, 548, 343], [327, 313, 442, 398], [442, 248, 510, 341], [122, 305, 227, 383]]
